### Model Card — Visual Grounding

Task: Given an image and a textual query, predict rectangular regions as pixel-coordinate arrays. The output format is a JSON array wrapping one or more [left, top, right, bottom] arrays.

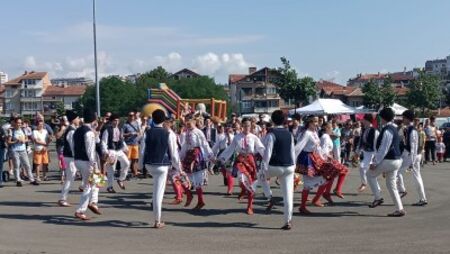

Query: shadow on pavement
[[166, 221, 278, 230], [0, 213, 151, 228]]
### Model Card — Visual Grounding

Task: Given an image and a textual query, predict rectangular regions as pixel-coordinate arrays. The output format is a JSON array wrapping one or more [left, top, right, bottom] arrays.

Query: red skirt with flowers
[[233, 154, 257, 182], [182, 147, 206, 174], [318, 158, 349, 180]]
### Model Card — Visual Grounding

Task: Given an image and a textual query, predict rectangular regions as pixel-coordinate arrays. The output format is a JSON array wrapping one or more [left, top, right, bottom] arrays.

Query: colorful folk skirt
[[182, 147, 207, 174], [296, 151, 316, 177], [319, 159, 349, 180], [233, 154, 257, 193]]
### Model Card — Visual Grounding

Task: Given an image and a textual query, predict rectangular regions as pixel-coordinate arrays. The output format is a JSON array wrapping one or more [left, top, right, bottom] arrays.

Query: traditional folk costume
[[212, 131, 234, 194], [261, 126, 296, 229], [367, 122, 405, 216], [219, 132, 265, 215], [101, 122, 130, 193], [314, 132, 349, 205], [58, 111, 79, 207], [397, 124, 427, 206], [74, 119, 102, 220], [295, 129, 329, 214], [357, 126, 380, 192], [180, 127, 214, 209], [141, 123, 181, 226]]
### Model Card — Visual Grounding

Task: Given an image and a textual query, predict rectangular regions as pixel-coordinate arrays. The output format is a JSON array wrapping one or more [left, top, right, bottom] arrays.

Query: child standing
[[436, 137, 446, 163]]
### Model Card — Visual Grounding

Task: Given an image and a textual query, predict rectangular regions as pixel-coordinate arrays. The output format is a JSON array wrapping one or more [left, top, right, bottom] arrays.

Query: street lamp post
[[93, 0, 100, 116]]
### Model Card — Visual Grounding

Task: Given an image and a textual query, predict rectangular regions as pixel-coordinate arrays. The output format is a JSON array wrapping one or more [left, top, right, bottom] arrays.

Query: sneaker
[[16, 181, 23, 187], [399, 191, 407, 198], [30, 181, 40, 186], [369, 198, 384, 208], [412, 200, 428, 206], [387, 210, 406, 217]]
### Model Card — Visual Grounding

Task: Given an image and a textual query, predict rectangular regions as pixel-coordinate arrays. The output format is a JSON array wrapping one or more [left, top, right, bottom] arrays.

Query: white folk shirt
[[212, 132, 234, 156], [219, 132, 265, 162], [373, 122, 397, 166], [261, 126, 295, 172], [357, 126, 379, 153], [180, 128, 213, 160], [81, 124, 98, 167], [101, 126, 127, 152], [406, 123, 419, 163], [32, 129, 48, 152], [320, 133, 333, 159], [139, 125, 181, 171], [294, 129, 321, 158], [65, 125, 77, 157]]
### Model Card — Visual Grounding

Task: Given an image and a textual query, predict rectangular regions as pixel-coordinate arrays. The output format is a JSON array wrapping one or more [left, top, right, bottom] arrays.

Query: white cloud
[[24, 56, 37, 69], [20, 51, 253, 83], [27, 22, 264, 47]]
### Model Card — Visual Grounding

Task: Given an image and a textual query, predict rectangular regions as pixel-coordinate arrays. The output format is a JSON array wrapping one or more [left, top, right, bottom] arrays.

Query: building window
[[5, 90, 14, 98], [241, 88, 252, 97], [21, 90, 36, 98], [241, 101, 253, 109]]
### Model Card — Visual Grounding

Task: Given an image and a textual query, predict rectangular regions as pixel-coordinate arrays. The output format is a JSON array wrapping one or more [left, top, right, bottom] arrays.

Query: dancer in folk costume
[[367, 108, 405, 217], [212, 125, 235, 194], [219, 118, 265, 215], [180, 118, 214, 210], [74, 109, 102, 220], [261, 111, 296, 230], [355, 114, 380, 193], [101, 114, 130, 193], [397, 110, 428, 206], [58, 110, 80, 207], [141, 110, 182, 228], [312, 122, 349, 207], [295, 116, 328, 214]]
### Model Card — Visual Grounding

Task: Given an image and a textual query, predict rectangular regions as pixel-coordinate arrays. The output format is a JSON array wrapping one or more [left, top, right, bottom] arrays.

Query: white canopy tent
[[391, 103, 408, 115], [288, 98, 356, 115]]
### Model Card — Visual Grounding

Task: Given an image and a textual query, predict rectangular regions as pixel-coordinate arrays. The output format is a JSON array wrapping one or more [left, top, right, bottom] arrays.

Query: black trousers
[[424, 140, 436, 162]]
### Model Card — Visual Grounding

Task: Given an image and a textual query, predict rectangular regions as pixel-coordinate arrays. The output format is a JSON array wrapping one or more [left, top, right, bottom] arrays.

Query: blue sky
[[1, 0, 449, 84]]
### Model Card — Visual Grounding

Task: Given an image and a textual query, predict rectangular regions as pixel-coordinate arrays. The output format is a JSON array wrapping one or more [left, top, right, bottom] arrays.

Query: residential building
[[425, 56, 449, 78], [316, 80, 356, 102], [345, 86, 409, 107], [0, 71, 8, 84], [42, 86, 87, 115], [51, 77, 94, 87], [347, 69, 418, 88], [2, 71, 51, 116], [171, 68, 201, 80], [228, 67, 291, 115]]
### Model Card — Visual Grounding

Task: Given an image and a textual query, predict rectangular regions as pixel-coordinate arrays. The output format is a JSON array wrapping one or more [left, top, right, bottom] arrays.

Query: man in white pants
[[141, 109, 181, 229], [262, 110, 295, 230], [367, 107, 405, 217], [102, 114, 130, 193], [356, 114, 380, 193], [397, 110, 428, 206], [74, 109, 101, 220], [58, 110, 80, 207]]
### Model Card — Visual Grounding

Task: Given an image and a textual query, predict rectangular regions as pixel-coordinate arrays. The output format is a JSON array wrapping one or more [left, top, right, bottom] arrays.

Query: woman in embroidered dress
[[219, 118, 265, 215], [179, 118, 214, 210]]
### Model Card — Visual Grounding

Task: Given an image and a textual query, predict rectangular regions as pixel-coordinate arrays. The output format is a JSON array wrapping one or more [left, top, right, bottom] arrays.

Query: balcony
[[254, 107, 280, 113], [20, 97, 42, 102]]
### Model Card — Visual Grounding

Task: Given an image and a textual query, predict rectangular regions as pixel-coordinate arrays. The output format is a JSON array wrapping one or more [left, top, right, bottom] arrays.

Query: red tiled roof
[[228, 74, 246, 84], [346, 87, 409, 97], [316, 80, 356, 96], [43, 85, 87, 96], [350, 72, 414, 83], [3, 71, 47, 86], [432, 107, 450, 118]]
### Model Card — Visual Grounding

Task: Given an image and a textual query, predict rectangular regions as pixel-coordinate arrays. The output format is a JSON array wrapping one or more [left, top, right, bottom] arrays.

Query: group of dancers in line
[[57, 105, 427, 230]]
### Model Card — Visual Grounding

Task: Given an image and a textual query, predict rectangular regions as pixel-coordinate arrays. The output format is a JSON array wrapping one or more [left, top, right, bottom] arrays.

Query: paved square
[[0, 159, 449, 254]]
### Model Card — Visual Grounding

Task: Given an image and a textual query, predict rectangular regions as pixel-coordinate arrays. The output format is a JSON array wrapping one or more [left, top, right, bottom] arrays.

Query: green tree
[[275, 57, 316, 109], [407, 71, 441, 114], [55, 101, 65, 116], [380, 76, 396, 107], [362, 80, 382, 109]]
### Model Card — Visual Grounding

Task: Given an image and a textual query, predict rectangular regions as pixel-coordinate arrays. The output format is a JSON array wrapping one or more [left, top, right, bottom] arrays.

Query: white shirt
[[436, 142, 446, 153], [180, 128, 213, 160], [32, 129, 48, 152], [139, 125, 181, 171], [101, 126, 127, 151], [81, 124, 97, 166], [406, 124, 419, 163], [294, 129, 321, 158], [373, 122, 397, 165], [219, 132, 265, 162], [261, 126, 295, 171], [212, 132, 234, 156], [65, 125, 77, 157], [358, 126, 379, 153], [320, 133, 333, 159]]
